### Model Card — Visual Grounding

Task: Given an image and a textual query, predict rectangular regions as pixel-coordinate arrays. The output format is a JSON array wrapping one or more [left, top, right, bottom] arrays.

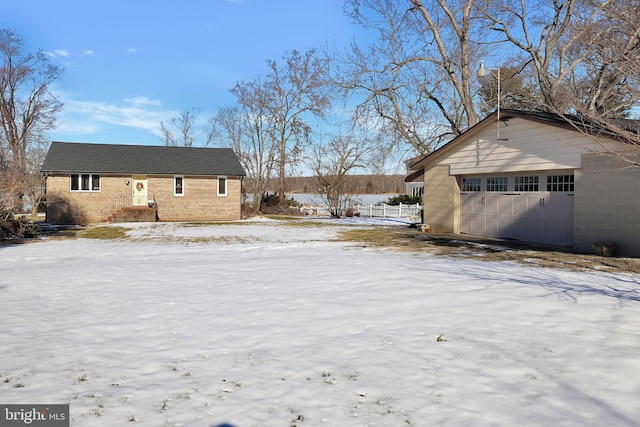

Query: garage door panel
[[485, 195, 500, 215], [460, 195, 473, 215], [519, 219, 545, 243], [460, 191, 573, 247], [471, 215, 486, 236], [485, 216, 500, 237], [496, 217, 514, 239], [471, 196, 485, 214], [512, 197, 527, 216]]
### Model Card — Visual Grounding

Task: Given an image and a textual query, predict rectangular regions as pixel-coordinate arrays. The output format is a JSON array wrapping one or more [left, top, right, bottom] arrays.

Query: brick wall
[[46, 174, 242, 224], [151, 175, 242, 222], [46, 174, 131, 223]]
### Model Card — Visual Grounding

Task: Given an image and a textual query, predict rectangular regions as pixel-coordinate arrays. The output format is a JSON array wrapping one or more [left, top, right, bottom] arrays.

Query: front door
[[132, 176, 148, 206]]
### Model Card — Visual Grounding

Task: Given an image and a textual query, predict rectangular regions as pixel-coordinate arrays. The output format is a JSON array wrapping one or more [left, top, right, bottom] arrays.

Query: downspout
[[42, 171, 52, 223]]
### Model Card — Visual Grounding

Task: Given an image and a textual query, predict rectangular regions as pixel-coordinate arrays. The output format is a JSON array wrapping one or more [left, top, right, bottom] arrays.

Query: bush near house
[[259, 193, 304, 215], [0, 206, 39, 240], [385, 194, 422, 205]]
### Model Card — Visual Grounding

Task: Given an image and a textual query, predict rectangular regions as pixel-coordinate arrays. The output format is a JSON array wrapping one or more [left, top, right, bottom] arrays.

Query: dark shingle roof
[[41, 142, 246, 176]]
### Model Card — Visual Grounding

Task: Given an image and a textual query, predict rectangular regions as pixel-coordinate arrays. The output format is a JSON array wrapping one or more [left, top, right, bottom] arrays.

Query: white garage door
[[460, 173, 574, 247]]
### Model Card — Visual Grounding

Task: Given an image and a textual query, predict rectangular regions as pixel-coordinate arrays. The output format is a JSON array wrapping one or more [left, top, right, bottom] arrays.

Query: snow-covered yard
[[1, 219, 639, 426]]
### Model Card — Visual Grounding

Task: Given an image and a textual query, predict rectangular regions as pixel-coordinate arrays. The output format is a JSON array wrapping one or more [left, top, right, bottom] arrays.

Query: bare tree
[[0, 29, 63, 209], [481, 0, 637, 115], [481, 0, 640, 165], [214, 79, 278, 213], [332, 39, 452, 156], [567, 0, 640, 118], [477, 63, 544, 115], [23, 139, 48, 215], [340, 0, 491, 155], [160, 107, 215, 147], [308, 131, 374, 217], [550, 0, 640, 166], [264, 49, 332, 204]]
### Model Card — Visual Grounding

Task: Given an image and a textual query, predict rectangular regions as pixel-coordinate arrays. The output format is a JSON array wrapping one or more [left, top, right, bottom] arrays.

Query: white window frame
[[218, 176, 227, 197], [514, 175, 540, 192], [461, 177, 481, 192], [547, 174, 574, 192], [174, 175, 185, 196], [70, 174, 101, 192], [486, 176, 508, 192]]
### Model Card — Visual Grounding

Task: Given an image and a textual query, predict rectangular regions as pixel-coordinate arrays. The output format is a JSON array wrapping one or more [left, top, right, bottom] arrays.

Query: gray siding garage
[[413, 110, 640, 256]]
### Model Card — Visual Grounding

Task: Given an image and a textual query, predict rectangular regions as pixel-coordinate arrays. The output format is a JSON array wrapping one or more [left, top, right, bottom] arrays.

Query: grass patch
[[79, 226, 131, 240], [264, 215, 307, 222], [338, 226, 640, 273], [338, 227, 423, 250]]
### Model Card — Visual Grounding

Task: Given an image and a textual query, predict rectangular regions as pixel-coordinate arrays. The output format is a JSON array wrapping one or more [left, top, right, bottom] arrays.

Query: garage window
[[547, 174, 574, 192], [514, 176, 539, 191], [461, 177, 481, 192], [486, 177, 508, 192]]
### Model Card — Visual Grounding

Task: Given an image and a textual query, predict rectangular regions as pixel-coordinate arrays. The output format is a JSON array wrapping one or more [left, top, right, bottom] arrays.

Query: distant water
[[245, 193, 398, 205], [276, 193, 398, 206]]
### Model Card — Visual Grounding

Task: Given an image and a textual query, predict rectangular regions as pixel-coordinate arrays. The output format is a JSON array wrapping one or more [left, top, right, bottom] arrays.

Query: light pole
[[477, 61, 501, 140]]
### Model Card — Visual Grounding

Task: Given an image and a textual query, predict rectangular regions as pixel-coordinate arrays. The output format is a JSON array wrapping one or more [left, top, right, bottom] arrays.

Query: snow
[[1, 219, 640, 427]]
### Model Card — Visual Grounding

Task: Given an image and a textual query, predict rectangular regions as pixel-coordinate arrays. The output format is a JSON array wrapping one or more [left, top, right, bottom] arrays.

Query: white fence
[[302, 203, 422, 219], [354, 203, 422, 219]]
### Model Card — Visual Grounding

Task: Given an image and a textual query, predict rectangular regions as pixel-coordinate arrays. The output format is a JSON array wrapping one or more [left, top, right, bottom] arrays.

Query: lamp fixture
[[477, 61, 503, 140]]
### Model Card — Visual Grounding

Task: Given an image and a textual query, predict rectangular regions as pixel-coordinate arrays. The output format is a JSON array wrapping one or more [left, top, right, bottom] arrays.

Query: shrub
[[0, 206, 39, 240], [259, 193, 303, 215], [261, 193, 280, 207], [385, 194, 422, 205]]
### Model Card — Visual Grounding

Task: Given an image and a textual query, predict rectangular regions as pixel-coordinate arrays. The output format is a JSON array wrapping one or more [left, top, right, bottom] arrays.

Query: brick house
[[412, 109, 640, 257], [41, 142, 246, 224]]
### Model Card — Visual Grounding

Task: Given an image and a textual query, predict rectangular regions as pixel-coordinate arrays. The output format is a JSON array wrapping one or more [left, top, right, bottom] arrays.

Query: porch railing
[[100, 195, 157, 218], [101, 195, 134, 220]]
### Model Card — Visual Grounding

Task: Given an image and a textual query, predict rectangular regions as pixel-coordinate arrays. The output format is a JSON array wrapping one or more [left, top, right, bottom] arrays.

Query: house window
[[70, 174, 100, 192], [514, 176, 539, 192], [486, 176, 508, 192], [547, 174, 574, 192], [81, 174, 90, 191], [70, 175, 79, 191], [174, 176, 184, 196], [92, 174, 100, 191], [218, 176, 227, 196], [461, 177, 481, 192]]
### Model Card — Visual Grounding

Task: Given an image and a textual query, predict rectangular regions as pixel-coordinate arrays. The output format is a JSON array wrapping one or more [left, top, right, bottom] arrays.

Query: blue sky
[[3, 0, 366, 146]]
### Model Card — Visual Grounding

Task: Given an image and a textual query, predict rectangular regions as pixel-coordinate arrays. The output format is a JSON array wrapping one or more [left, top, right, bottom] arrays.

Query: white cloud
[[125, 96, 162, 107], [54, 92, 178, 139], [126, 48, 139, 55], [83, 50, 95, 56], [77, 101, 172, 132], [44, 50, 70, 59]]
